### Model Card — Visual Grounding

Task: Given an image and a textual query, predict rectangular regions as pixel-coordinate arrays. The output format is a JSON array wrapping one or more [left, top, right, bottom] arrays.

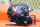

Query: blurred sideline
[[0, 4, 40, 22]]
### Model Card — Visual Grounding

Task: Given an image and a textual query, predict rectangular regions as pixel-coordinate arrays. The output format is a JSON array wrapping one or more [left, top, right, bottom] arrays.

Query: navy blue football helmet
[[7, 3, 32, 26]]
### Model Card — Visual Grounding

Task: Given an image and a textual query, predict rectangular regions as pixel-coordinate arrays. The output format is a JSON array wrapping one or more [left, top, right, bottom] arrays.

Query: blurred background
[[0, 0, 40, 12], [0, 0, 40, 27]]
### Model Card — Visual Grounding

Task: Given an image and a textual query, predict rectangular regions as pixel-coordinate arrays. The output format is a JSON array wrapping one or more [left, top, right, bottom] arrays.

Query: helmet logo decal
[[13, 6, 18, 12]]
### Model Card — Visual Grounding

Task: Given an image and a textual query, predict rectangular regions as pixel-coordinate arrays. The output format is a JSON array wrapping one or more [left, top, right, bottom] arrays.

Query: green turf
[[0, 0, 40, 10], [11, 0, 40, 10]]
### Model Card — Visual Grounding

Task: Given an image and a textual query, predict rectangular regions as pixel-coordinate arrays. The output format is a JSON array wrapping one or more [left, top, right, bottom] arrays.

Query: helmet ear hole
[[23, 8, 25, 9]]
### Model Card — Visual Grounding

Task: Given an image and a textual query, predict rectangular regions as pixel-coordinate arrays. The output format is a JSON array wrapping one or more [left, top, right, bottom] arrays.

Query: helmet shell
[[8, 3, 29, 14]]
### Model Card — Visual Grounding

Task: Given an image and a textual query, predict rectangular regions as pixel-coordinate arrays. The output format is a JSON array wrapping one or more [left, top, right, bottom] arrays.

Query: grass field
[[0, 0, 40, 10], [10, 0, 40, 10]]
